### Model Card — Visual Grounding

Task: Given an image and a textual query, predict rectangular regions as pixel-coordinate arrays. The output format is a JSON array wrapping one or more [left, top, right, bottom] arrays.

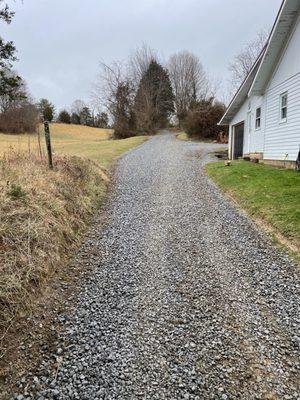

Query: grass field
[[176, 132, 189, 141], [0, 123, 148, 168], [206, 161, 300, 256], [176, 132, 218, 143]]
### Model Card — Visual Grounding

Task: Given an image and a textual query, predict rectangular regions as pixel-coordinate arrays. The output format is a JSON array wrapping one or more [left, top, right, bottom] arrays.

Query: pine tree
[[58, 109, 71, 124], [38, 98, 55, 122], [134, 60, 174, 132], [0, 1, 24, 105], [80, 106, 92, 126], [95, 112, 109, 128], [112, 82, 136, 139], [0, 2, 15, 69]]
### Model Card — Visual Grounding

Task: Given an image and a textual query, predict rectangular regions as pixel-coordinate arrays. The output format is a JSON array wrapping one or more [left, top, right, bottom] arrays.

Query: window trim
[[255, 107, 261, 130], [279, 92, 288, 123]]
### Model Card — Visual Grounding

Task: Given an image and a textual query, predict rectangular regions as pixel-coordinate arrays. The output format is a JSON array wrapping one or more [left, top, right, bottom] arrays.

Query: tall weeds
[[0, 151, 105, 341]]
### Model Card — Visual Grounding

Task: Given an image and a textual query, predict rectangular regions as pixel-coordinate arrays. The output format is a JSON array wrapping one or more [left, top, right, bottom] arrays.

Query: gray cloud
[[2, 0, 282, 110]]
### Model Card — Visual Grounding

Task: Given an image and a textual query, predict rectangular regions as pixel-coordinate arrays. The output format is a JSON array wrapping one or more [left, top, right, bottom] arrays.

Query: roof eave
[[249, 0, 300, 96], [218, 52, 264, 126]]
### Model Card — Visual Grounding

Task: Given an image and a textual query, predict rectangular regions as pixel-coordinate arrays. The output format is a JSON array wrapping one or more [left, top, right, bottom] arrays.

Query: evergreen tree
[[80, 106, 92, 126], [112, 82, 136, 139], [95, 112, 109, 128], [134, 60, 174, 132], [0, 2, 16, 70], [38, 98, 55, 122], [0, 2, 25, 107], [58, 109, 71, 124]]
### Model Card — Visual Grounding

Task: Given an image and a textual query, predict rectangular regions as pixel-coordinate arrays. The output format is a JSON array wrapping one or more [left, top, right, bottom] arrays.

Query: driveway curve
[[17, 132, 300, 400]]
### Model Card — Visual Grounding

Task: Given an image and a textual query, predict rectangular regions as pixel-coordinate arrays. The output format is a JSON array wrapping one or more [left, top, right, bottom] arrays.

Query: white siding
[[229, 96, 265, 157], [264, 73, 300, 160], [263, 14, 300, 161], [230, 99, 248, 126], [228, 13, 300, 161], [248, 96, 265, 153], [267, 13, 300, 90]]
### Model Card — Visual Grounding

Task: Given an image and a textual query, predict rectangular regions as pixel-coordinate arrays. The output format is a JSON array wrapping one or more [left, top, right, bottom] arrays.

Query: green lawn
[[206, 161, 300, 252], [176, 132, 189, 141], [56, 136, 147, 169], [176, 132, 217, 143]]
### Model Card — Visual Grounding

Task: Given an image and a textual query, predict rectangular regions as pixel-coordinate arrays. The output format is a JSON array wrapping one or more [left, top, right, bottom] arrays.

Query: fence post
[[44, 121, 53, 169]]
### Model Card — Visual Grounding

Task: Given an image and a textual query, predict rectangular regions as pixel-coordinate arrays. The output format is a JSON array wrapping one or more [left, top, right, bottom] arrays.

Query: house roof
[[219, 0, 300, 126]]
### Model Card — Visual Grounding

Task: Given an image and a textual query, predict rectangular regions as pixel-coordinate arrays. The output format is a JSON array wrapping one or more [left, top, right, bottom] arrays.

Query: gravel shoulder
[[13, 132, 300, 400]]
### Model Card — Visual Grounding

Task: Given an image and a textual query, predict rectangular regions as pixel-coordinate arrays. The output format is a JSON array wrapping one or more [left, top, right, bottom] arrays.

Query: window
[[280, 92, 288, 122], [255, 107, 261, 129]]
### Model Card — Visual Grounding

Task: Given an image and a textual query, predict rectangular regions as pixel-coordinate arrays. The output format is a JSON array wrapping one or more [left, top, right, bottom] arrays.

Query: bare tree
[[129, 43, 157, 87], [70, 99, 87, 124], [71, 99, 86, 115], [92, 61, 127, 113], [92, 61, 136, 138], [229, 30, 269, 92], [168, 51, 211, 126]]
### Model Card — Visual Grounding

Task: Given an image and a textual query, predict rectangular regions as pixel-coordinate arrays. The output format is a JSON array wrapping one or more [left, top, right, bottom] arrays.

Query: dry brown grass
[[0, 151, 106, 343], [0, 123, 113, 156], [0, 123, 147, 169]]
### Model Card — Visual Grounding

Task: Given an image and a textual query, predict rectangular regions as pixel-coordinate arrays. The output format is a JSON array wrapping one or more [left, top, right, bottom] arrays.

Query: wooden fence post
[[44, 121, 53, 169]]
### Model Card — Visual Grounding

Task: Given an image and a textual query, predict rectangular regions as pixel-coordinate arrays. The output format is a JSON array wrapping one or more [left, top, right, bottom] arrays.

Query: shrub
[[58, 109, 71, 124], [112, 82, 136, 139], [184, 99, 227, 141], [113, 111, 136, 139], [7, 183, 26, 200]]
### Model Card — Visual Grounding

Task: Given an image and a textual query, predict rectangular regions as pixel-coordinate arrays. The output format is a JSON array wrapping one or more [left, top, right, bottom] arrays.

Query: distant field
[[176, 132, 189, 141], [0, 123, 112, 155], [0, 123, 147, 168]]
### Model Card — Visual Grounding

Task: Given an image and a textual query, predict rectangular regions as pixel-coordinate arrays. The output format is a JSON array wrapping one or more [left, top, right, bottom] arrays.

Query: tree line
[[37, 98, 109, 129], [92, 45, 226, 140], [0, 1, 37, 133], [0, 1, 268, 140]]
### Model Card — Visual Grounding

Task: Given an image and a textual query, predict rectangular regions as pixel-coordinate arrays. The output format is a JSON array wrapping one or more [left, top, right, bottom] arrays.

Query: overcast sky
[[2, 0, 282, 111]]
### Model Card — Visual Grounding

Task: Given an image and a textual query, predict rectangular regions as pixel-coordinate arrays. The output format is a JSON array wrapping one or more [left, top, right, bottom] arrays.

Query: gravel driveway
[[15, 132, 300, 400]]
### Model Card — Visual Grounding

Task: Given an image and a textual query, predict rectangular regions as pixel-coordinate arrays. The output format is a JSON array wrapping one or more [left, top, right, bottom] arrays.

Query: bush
[[113, 111, 136, 139], [7, 183, 26, 200], [58, 109, 71, 124], [184, 99, 227, 141], [0, 103, 39, 133]]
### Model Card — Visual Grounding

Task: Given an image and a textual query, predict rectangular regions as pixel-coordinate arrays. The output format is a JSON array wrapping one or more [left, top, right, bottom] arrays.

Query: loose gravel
[[14, 132, 300, 399]]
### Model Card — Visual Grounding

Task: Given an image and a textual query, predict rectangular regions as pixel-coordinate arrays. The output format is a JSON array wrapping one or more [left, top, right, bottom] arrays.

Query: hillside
[[0, 123, 111, 158], [0, 123, 148, 168]]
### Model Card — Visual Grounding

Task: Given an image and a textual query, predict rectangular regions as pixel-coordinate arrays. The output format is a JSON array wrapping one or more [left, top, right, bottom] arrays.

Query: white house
[[220, 0, 300, 167]]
